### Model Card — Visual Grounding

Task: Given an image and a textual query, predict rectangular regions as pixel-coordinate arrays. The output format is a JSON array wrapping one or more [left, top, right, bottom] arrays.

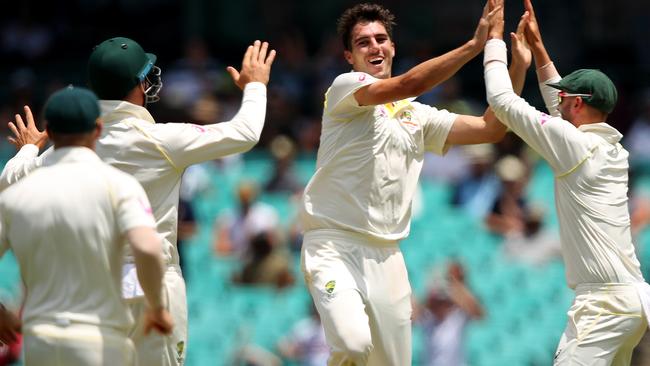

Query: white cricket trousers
[[553, 283, 648, 366], [23, 322, 135, 366], [128, 265, 187, 366], [301, 229, 412, 366]]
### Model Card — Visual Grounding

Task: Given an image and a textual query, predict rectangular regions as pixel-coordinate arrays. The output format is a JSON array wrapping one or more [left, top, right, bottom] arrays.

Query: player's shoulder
[[331, 71, 376, 89]]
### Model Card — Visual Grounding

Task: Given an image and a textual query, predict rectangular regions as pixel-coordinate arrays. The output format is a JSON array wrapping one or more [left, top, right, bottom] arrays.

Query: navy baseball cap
[[44, 86, 100, 134], [547, 69, 618, 114], [87, 37, 157, 100]]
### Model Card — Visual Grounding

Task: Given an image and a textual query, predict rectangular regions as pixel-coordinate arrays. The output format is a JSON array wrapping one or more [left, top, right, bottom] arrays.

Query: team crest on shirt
[[399, 110, 419, 132], [325, 280, 336, 294]]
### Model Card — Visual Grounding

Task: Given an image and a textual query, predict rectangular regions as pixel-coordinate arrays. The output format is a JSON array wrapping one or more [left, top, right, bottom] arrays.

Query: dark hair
[[337, 3, 396, 51]]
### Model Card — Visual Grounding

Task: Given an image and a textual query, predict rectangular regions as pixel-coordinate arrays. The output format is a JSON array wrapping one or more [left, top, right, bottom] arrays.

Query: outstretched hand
[[227, 40, 277, 90], [522, 0, 542, 47], [472, 0, 503, 50], [8, 106, 48, 150], [510, 11, 532, 69]]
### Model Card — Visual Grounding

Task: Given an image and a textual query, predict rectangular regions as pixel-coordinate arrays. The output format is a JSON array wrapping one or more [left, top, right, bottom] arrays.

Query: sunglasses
[[558, 91, 592, 105]]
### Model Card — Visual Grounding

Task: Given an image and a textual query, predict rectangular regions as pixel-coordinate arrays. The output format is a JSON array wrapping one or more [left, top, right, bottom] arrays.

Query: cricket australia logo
[[399, 110, 419, 132], [176, 341, 185, 363], [325, 280, 336, 294]]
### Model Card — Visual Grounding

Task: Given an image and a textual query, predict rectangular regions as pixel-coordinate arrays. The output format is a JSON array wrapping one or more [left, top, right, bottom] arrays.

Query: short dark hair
[[337, 3, 396, 51]]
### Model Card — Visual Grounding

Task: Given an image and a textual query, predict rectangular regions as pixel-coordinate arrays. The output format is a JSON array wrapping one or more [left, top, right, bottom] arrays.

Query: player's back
[[97, 103, 183, 265], [0, 147, 133, 331]]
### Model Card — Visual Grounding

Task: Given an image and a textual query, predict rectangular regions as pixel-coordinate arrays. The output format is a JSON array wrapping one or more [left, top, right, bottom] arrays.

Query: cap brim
[[546, 82, 563, 90]]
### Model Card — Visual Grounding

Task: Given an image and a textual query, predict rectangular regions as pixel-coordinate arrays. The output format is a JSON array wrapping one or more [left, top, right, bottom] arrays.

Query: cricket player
[[299, 2, 531, 365], [1, 37, 275, 365], [0, 86, 172, 365], [483, 1, 650, 364]]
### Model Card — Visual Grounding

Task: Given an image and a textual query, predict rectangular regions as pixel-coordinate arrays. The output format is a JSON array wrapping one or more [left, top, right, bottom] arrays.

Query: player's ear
[[344, 50, 353, 65], [93, 118, 103, 139]]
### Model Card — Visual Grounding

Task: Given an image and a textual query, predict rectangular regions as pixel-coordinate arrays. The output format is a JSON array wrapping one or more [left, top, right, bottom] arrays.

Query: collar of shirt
[[99, 100, 155, 124], [43, 146, 102, 167], [578, 122, 623, 144]]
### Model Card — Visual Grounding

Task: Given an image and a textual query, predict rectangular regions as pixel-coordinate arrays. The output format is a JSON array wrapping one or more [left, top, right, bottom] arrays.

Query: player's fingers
[[241, 45, 253, 68], [226, 66, 240, 82], [524, 0, 536, 18], [14, 114, 26, 131], [258, 41, 269, 64], [24, 106, 35, 128], [251, 40, 261, 65], [486, 5, 502, 19], [516, 12, 529, 35], [8, 122, 19, 138], [265, 49, 277, 67], [482, 1, 488, 15], [7, 137, 17, 147]]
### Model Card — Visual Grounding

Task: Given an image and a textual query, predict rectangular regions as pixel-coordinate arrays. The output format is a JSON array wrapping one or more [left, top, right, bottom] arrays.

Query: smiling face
[[344, 21, 395, 79]]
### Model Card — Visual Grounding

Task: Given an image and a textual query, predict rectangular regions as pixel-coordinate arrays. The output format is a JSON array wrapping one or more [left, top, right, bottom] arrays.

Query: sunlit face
[[344, 21, 395, 79], [557, 91, 590, 125]]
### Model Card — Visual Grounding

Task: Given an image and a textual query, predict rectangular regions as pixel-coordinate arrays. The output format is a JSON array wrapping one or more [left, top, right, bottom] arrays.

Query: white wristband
[[483, 39, 508, 67]]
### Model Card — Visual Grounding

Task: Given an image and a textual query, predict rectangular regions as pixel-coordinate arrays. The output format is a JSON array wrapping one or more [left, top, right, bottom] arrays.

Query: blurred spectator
[[487, 155, 561, 265], [421, 146, 471, 185], [451, 144, 500, 219], [160, 37, 225, 111], [232, 232, 294, 289], [624, 89, 650, 171], [416, 262, 484, 366], [485, 155, 531, 236], [213, 181, 280, 258], [277, 303, 328, 366], [264, 135, 301, 194]]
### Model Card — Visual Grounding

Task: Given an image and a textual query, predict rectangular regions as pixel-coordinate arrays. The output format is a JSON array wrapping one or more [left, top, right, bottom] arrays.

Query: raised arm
[[354, 1, 502, 106], [445, 0, 532, 145], [0, 106, 51, 191], [523, 0, 561, 115], [160, 41, 276, 168]]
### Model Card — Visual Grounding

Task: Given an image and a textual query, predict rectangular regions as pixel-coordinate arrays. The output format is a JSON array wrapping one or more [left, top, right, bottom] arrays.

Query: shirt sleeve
[[149, 82, 267, 168], [324, 72, 378, 119], [536, 62, 562, 117], [413, 102, 456, 155], [0, 145, 51, 192], [484, 41, 594, 176], [112, 173, 157, 234]]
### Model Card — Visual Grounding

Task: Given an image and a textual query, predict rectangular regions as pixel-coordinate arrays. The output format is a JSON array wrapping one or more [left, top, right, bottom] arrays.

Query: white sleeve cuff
[[17, 144, 40, 158], [244, 82, 267, 95], [483, 39, 508, 67]]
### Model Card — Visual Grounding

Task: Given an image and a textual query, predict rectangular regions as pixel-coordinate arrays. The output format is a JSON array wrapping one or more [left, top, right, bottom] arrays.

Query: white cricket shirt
[[0, 82, 267, 266], [0, 147, 156, 330], [484, 40, 644, 287], [300, 72, 456, 241]]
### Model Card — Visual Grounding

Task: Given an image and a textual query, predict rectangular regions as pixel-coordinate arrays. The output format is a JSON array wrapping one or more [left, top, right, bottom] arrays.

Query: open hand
[[227, 40, 277, 90], [472, 0, 504, 51], [523, 0, 542, 47], [8, 106, 48, 150], [510, 11, 532, 69]]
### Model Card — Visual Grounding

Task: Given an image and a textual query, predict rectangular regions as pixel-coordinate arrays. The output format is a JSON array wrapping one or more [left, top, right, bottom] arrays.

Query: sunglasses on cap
[[558, 91, 592, 105]]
